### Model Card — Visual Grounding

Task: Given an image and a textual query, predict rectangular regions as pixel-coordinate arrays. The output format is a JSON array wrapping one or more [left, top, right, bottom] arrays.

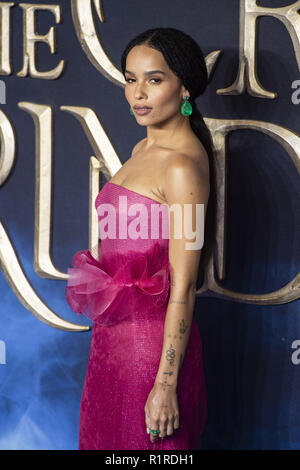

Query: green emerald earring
[[130, 107, 134, 115], [181, 96, 192, 116]]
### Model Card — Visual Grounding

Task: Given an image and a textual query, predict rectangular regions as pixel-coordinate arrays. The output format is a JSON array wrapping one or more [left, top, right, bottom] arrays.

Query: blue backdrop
[[0, 0, 299, 450]]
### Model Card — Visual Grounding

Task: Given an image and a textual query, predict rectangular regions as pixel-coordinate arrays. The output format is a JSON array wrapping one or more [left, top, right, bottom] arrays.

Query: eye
[[125, 78, 161, 84]]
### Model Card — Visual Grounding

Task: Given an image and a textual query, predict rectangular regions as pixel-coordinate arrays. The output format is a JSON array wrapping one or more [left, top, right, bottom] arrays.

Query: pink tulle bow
[[65, 245, 170, 325]]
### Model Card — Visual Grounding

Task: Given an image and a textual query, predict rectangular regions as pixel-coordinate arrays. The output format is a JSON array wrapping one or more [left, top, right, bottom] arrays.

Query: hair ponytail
[[187, 99, 216, 277]]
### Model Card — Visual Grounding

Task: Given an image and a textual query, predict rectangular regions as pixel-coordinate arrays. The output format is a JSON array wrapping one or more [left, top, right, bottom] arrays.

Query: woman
[[66, 27, 216, 450]]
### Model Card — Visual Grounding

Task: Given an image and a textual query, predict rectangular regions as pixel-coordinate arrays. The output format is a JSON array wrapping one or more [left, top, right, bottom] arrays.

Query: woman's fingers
[[145, 412, 151, 433], [145, 407, 179, 441], [149, 415, 160, 442], [173, 412, 180, 430], [166, 415, 174, 436], [149, 416, 174, 440], [159, 415, 168, 438]]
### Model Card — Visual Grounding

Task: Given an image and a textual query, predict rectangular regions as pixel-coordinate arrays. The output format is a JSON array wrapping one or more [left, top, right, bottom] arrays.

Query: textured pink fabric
[[65, 182, 207, 450]]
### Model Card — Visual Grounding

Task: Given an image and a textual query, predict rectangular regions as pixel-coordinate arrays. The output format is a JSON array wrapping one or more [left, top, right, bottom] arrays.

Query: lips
[[133, 106, 152, 109]]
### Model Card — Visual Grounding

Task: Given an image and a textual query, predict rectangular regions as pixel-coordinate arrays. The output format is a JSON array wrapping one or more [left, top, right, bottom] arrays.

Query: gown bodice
[[65, 182, 171, 326]]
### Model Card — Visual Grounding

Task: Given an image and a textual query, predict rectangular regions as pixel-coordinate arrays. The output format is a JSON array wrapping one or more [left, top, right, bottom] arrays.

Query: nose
[[134, 82, 147, 100]]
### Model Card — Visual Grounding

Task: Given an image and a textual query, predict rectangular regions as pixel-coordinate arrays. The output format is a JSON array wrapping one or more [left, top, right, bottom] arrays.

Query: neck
[[145, 111, 194, 149]]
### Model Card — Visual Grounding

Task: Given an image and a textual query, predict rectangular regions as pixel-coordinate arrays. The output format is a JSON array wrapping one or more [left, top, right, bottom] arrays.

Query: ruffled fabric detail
[[65, 242, 170, 326]]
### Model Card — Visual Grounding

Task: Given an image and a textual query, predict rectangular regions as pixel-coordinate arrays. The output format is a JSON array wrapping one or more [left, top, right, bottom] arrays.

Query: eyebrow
[[125, 69, 167, 76]]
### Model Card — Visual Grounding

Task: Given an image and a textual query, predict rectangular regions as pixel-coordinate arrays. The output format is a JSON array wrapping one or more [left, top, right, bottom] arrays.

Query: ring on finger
[[149, 428, 160, 435]]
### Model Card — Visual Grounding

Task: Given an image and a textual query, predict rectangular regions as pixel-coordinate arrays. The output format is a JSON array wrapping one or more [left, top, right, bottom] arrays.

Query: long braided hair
[[120, 27, 216, 278]]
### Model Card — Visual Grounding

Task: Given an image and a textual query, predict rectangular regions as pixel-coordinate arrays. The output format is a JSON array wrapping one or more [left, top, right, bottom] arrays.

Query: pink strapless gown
[[65, 181, 207, 450]]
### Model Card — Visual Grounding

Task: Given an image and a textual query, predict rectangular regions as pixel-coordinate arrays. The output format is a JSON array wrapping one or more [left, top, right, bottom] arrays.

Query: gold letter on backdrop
[[17, 3, 65, 79], [0, 2, 14, 75], [0, 104, 89, 330], [201, 117, 300, 304], [70, 0, 221, 88], [0, 108, 15, 185], [217, 0, 300, 98], [0, 222, 90, 331]]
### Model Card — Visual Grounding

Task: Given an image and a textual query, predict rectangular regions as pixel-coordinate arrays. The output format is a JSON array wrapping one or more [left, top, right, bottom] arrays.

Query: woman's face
[[124, 45, 187, 125]]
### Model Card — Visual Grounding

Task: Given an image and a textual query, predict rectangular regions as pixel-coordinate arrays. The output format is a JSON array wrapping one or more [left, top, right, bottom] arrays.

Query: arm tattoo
[[166, 343, 175, 366], [158, 371, 175, 392], [158, 380, 173, 392], [179, 319, 188, 335]]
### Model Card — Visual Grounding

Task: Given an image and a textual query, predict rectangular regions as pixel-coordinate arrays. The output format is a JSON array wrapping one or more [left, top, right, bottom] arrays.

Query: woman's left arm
[[145, 153, 210, 443]]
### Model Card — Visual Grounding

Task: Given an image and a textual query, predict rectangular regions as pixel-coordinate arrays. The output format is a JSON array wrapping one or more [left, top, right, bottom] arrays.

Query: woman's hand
[[144, 382, 180, 443]]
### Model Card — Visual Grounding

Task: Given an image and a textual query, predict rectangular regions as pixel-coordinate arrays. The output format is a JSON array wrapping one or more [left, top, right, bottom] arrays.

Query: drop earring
[[181, 96, 192, 116], [130, 107, 134, 115]]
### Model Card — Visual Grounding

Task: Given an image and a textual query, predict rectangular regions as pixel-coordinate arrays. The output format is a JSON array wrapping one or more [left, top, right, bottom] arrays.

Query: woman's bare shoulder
[[131, 138, 147, 158], [164, 141, 209, 175], [162, 145, 210, 201]]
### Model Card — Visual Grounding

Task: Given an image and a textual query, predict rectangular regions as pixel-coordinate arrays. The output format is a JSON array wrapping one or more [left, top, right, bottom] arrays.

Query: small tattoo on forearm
[[158, 380, 173, 392], [166, 344, 175, 366], [163, 371, 174, 376], [179, 319, 188, 335]]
